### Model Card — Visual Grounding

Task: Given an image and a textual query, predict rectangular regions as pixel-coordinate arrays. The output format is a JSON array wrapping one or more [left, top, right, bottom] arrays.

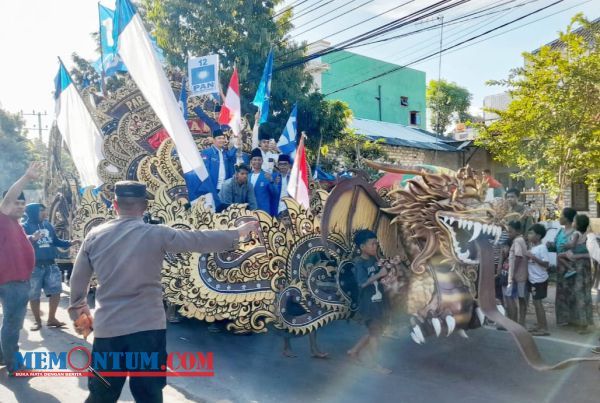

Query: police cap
[[114, 181, 146, 198]]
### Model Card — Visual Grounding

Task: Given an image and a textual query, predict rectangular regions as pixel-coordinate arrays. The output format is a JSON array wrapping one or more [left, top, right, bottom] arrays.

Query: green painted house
[[313, 49, 426, 129]]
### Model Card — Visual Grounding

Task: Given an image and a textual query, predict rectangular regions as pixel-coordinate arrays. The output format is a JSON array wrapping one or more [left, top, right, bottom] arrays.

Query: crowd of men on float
[[204, 123, 292, 217]]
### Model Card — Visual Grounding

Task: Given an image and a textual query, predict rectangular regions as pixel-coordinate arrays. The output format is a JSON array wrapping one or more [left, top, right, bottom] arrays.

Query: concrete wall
[[321, 51, 426, 129]]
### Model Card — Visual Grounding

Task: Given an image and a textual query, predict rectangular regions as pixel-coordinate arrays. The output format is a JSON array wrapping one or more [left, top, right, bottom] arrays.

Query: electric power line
[[276, 0, 418, 61], [289, 0, 371, 38], [324, 0, 564, 95], [274, 0, 311, 18], [277, 0, 469, 69], [290, 0, 337, 22]]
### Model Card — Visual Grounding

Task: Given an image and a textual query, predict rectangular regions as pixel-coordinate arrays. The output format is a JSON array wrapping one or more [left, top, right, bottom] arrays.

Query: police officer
[[68, 181, 258, 402]]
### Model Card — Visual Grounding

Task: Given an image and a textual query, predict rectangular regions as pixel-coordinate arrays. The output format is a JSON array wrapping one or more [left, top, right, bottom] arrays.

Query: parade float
[[45, 67, 598, 371]]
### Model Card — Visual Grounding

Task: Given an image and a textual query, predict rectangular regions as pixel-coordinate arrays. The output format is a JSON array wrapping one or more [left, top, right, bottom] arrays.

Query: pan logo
[[13, 347, 214, 378]]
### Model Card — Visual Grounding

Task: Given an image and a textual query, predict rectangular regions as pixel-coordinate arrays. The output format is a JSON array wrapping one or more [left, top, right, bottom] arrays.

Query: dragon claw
[[413, 325, 425, 343], [410, 331, 424, 345], [445, 315, 456, 336], [431, 317, 442, 337], [475, 307, 485, 325]]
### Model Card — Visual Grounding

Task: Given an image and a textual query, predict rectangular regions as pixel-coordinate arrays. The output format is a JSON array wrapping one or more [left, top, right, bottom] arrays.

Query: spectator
[[22, 203, 78, 331], [0, 163, 40, 374], [506, 220, 528, 326], [249, 148, 273, 214], [562, 214, 594, 334], [483, 169, 503, 200], [219, 164, 257, 211], [547, 207, 577, 326], [525, 224, 550, 336], [506, 188, 533, 234]]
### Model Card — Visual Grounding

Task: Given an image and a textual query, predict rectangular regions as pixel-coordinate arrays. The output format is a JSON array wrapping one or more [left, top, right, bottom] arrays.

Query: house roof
[[350, 118, 462, 152], [532, 17, 599, 53]]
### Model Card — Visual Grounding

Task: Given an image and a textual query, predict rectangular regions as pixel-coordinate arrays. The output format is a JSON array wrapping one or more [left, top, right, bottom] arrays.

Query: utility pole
[[21, 110, 49, 142], [436, 16, 444, 136], [375, 85, 382, 121]]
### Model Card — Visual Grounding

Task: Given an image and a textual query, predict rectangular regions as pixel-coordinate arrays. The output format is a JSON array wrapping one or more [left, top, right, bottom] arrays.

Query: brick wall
[[382, 145, 463, 170]]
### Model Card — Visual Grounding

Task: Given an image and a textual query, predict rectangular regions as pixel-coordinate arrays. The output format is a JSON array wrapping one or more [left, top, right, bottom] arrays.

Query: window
[[400, 96, 409, 107], [409, 111, 420, 126], [571, 182, 589, 211]]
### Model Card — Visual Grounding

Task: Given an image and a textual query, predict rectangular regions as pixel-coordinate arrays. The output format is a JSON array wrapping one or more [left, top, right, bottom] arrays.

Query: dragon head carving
[[380, 164, 509, 273]]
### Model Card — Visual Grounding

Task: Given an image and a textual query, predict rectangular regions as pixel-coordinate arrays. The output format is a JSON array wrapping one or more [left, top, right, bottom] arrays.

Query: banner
[[188, 54, 219, 97]]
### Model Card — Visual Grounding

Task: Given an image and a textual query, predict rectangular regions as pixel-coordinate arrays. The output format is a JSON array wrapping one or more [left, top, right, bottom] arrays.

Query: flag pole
[[97, 2, 108, 97], [314, 131, 323, 180]]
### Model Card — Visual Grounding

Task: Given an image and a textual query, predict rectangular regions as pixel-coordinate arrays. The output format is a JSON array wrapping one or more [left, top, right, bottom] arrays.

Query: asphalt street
[[0, 289, 598, 403]]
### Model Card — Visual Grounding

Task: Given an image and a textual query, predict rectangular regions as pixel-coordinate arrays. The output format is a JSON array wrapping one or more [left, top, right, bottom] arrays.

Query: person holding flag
[[277, 104, 298, 161], [251, 49, 274, 148], [110, 0, 217, 207]]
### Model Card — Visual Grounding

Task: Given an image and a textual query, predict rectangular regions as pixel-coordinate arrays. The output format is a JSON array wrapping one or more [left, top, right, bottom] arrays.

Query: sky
[[0, 0, 598, 140]]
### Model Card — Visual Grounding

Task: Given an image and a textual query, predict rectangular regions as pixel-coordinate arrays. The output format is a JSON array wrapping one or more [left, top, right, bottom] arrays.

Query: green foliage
[[427, 79, 472, 134], [476, 15, 600, 202], [69, 53, 125, 94], [0, 108, 34, 191], [143, 0, 350, 146], [318, 128, 387, 175]]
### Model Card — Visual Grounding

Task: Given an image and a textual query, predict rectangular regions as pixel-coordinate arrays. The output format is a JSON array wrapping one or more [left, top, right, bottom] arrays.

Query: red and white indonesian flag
[[218, 67, 242, 138], [287, 135, 310, 210]]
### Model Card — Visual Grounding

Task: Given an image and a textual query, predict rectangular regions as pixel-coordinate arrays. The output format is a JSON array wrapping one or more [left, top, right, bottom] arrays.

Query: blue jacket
[[249, 170, 273, 214], [201, 146, 237, 187], [22, 203, 71, 263], [270, 172, 291, 216]]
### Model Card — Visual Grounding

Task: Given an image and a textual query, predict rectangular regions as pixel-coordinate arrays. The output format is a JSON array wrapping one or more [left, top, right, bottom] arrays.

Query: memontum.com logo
[[13, 347, 214, 378]]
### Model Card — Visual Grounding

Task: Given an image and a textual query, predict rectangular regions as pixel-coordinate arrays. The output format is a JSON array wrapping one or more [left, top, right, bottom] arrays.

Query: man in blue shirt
[[22, 203, 78, 330], [270, 154, 292, 217], [201, 129, 237, 192], [249, 148, 273, 214]]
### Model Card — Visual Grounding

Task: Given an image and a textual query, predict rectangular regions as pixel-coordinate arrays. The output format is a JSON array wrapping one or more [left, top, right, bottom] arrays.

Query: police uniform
[[69, 181, 240, 403]]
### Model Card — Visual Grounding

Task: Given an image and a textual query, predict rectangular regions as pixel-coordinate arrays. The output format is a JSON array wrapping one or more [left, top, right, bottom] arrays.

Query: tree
[[427, 79, 472, 134], [476, 15, 600, 203], [318, 128, 388, 176], [0, 107, 34, 191], [143, 0, 350, 151]]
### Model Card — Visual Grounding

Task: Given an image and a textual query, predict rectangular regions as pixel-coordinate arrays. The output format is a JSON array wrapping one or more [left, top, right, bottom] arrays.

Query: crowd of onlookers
[[494, 187, 599, 344]]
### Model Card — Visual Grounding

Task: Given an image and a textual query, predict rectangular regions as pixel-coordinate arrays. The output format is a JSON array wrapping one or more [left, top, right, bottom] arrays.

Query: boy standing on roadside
[[525, 224, 551, 336]]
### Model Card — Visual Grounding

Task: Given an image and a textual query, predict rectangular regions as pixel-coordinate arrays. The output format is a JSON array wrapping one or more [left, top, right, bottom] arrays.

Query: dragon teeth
[[469, 222, 482, 242]]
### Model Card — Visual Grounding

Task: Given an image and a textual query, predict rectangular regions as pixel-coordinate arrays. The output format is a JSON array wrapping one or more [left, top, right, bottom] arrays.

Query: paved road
[[1, 291, 599, 403]]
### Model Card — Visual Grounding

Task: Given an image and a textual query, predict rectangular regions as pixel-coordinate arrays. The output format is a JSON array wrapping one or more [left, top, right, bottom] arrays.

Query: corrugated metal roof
[[350, 118, 461, 152]]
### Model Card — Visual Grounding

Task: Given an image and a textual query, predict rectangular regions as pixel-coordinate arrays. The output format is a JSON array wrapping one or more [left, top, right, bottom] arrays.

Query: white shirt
[[528, 244, 550, 283], [278, 174, 289, 213], [216, 147, 226, 190], [250, 172, 260, 187], [260, 149, 279, 173]]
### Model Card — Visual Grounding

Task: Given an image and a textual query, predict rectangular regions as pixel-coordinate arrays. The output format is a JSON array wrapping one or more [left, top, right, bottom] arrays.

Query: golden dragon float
[[61, 73, 597, 371]]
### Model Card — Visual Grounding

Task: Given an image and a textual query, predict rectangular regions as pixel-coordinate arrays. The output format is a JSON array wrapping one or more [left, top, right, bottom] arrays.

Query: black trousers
[[86, 329, 167, 403]]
